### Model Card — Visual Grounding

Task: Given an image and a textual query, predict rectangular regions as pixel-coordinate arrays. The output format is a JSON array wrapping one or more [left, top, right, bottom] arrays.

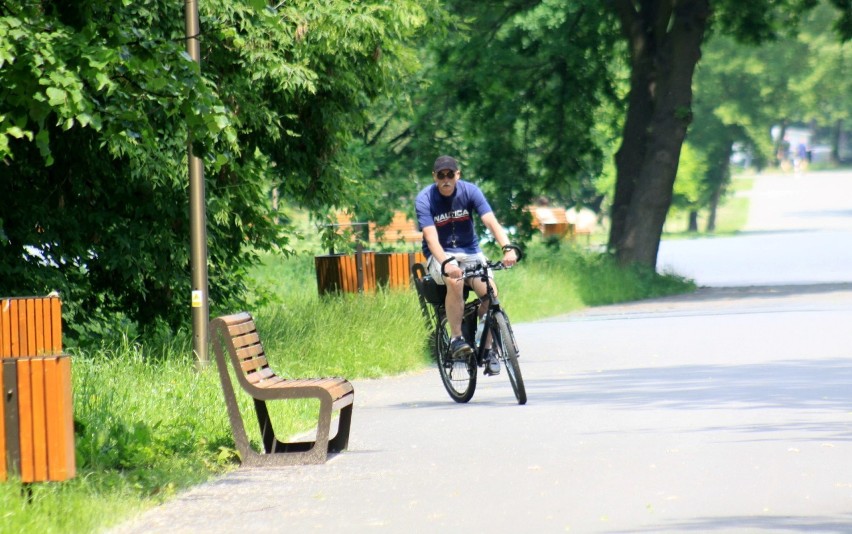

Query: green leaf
[[5, 126, 31, 140], [46, 87, 67, 107], [246, 0, 267, 12], [76, 113, 94, 128]]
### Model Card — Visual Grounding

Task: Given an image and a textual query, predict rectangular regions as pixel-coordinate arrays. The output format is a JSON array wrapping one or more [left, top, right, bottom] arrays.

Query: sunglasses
[[436, 170, 456, 180]]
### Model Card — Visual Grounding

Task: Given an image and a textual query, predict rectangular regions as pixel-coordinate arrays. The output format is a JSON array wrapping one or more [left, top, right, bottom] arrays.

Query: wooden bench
[[565, 206, 597, 241], [369, 211, 422, 245], [333, 210, 422, 246], [527, 206, 574, 239], [210, 312, 354, 466]]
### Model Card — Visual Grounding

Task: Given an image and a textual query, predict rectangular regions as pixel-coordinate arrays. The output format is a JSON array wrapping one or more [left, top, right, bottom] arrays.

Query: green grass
[[2, 347, 232, 533], [1, 244, 694, 533], [494, 244, 694, 322]]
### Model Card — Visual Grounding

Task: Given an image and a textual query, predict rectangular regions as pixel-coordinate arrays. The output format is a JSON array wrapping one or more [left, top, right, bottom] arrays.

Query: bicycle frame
[[413, 258, 526, 404], [460, 261, 520, 364], [463, 265, 499, 365]]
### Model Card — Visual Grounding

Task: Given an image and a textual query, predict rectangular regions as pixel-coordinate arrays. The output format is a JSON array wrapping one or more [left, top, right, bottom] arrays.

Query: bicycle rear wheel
[[491, 311, 526, 404], [436, 316, 477, 403]]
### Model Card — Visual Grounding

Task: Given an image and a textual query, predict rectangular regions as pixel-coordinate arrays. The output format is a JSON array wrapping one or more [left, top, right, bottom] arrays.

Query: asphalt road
[[112, 170, 852, 534], [658, 170, 852, 286]]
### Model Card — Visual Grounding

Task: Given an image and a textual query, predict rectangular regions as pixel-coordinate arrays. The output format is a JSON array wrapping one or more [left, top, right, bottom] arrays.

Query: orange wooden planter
[[315, 251, 376, 295], [1, 296, 75, 483], [2, 356, 76, 482], [375, 252, 426, 290]]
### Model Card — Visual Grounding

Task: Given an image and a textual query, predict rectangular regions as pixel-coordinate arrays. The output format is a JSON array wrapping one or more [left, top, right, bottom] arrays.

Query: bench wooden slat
[[253, 375, 286, 387], [226, 318, 256, 334], [245, 366, 277, 384], [250, 375, 354, 401], [235, 343, 264, 361], [232, 331, 260, 349], [240, 355, 269, 373]]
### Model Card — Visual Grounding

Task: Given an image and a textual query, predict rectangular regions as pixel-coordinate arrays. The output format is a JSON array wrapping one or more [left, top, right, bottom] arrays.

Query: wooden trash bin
[[1, 296, 62, 358], [1, 296, 75, 482], [375, 251, 426, 290], [315, 250, 376, 295]]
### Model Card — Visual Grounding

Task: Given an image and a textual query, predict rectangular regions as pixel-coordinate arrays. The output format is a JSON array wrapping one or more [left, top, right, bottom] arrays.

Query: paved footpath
[[113, 171, 852, 533]]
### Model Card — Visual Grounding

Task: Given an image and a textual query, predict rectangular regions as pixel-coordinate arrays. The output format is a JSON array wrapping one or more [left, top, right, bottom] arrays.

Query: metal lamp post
[[185, 0, 209, 366]]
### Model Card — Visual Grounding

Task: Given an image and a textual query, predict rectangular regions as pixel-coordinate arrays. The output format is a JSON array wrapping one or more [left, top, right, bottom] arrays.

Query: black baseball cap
[[433, 155, 459, 173]]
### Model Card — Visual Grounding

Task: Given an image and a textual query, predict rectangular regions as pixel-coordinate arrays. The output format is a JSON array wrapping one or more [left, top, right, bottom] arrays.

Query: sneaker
[[449, 337, 473, 360], [484, 350, 501, 376]]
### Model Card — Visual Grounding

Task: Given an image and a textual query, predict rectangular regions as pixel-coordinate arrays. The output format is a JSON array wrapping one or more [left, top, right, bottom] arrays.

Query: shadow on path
[[611, 283, 852, 305], [608, 513, 852, 533], [530, 358, 852, 413]]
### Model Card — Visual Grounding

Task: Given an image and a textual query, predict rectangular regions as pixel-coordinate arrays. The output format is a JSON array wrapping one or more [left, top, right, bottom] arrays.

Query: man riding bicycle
[[415, 155, 518, 375]]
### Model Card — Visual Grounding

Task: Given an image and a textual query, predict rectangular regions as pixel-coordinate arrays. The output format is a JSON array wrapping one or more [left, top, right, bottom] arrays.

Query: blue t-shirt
[[415, 180, 493, 258]]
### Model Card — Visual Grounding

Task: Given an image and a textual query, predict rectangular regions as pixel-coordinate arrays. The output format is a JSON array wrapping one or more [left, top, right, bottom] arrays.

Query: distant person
[[777, 139, 791, 171], [415, 155, 518, 375], [795, 142, 809, 172]]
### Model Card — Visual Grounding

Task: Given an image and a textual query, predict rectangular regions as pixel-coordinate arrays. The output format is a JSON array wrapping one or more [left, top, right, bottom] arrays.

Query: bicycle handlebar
[[462, 260, 510, 278], [443, 244, 523, 278]]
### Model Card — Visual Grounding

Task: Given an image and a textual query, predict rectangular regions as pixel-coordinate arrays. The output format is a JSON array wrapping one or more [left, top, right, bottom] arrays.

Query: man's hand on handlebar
[[440, 256, 464, 281], [502, 248, 518, 268], [444, 262, 464, 281], [501, 243, 522, 268]]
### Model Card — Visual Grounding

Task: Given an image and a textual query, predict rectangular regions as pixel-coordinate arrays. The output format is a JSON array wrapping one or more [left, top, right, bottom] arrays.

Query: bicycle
[[412, 254, 527, 405]]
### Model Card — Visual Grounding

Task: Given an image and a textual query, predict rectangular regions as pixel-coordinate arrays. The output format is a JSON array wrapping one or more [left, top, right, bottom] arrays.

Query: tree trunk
[[832, 118, 842, 165], [705, 186, 721, 232], [773, 119, 789, 167], [272, 186, 280, 225], [609, 0, 710, 268], [608, 48, 653, 252], [705, 141, 733, 233], [688, 211, 699, 232]]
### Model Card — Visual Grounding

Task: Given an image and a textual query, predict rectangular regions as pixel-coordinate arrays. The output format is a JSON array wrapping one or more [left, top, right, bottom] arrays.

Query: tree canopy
[[2, 0, 851, 343], [348, 0, 624, 235], [0, 0, 439, 340]]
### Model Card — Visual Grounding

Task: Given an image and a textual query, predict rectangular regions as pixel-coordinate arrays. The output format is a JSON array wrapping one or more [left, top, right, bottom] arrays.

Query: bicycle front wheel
[[436, 316, 477, 403], [491, 311, 526, 404]]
